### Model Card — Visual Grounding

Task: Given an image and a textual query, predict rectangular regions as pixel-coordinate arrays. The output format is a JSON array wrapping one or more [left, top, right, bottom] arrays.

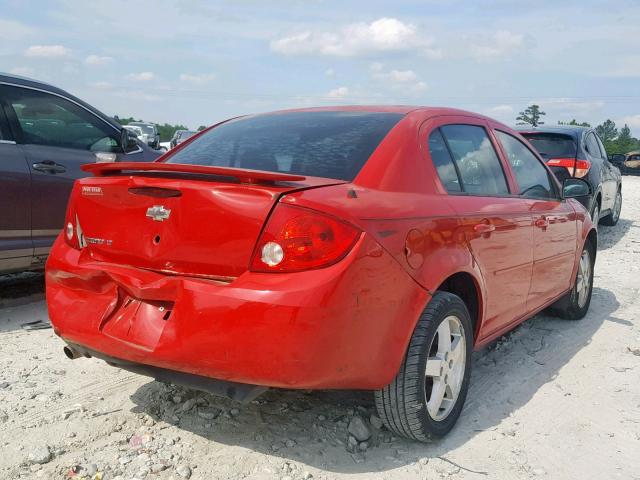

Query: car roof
[[265, 105, 492, 117], [0, 72, 121, 130], [241, 106, 513, 131]]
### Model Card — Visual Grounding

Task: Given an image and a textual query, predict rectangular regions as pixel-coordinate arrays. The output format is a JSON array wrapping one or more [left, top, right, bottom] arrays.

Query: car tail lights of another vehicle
[[250, 204, 361, 273], [546, 158, 591, 178]]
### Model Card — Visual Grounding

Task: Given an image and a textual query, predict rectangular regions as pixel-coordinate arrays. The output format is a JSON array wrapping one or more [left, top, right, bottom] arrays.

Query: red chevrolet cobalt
[[47, 107, 596, 441]]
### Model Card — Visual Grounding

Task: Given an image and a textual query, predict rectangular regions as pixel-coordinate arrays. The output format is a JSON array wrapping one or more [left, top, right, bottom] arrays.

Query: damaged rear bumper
[[46, 233, 429, 392]]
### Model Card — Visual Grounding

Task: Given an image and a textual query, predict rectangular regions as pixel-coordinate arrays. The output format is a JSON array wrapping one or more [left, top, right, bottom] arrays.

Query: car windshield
[[166, 111, 403, 181], [521, 133, 577, 158], [131, 123, 155, 134], [179, 131, 197, 139]]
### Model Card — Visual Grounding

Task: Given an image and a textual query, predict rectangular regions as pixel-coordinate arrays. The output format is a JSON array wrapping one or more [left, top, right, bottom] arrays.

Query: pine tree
[[516, 105, 546, 127]]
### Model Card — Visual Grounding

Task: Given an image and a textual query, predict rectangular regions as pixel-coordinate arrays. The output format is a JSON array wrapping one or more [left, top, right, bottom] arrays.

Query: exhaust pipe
[[63, 345, 82, 360]]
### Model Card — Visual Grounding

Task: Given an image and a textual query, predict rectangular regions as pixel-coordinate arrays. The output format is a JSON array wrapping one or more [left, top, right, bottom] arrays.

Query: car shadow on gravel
[[0, 272, 45, 306], [0, 272, 47, 334], [129, 286, 618, 475], [598, 218, 633, 250]]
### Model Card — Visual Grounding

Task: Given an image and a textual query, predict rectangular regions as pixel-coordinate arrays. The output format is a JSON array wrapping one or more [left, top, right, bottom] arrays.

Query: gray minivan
[[0, 73, 160, 274]]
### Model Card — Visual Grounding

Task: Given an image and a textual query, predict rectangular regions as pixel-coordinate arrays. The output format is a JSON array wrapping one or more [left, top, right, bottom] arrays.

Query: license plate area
[[101, 293, 174, 350]]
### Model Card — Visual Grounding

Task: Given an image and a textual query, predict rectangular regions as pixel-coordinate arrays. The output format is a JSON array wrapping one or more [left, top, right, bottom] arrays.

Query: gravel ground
[[1, 178, 639, 480]]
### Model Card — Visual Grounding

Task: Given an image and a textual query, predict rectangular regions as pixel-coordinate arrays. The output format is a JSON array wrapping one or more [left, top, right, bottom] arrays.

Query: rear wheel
[[374, 292, 472, 442], [601, 189, 622, 226], [549, 241, 594, 320]]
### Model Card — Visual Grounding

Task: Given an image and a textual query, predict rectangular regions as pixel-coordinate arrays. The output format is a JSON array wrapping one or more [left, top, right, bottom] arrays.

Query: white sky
[[1, 0, 639, 134]]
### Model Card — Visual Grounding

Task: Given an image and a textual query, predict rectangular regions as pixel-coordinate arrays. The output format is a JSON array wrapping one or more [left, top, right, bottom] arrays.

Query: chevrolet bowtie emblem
[[146, 205, 171, 222]]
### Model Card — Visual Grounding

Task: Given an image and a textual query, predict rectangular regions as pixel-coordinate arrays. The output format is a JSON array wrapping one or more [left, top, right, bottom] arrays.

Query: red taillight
[[546, 158, 591, 178], [250, 204, 361, 273]]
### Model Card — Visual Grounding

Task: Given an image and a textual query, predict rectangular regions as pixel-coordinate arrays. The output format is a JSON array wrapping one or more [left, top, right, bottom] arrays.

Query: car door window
[[0, 104, 12, 141], [496, 131, 556, 199], [585, 132, 602, 159], [595, 134, 608, 160], [439, 124, 509, 195], [3, 85, 121, 153], [428, 128, 461, 192]]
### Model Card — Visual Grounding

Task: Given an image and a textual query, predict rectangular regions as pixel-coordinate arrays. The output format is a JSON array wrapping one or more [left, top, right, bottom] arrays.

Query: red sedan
[[46, 107, 596, 441]]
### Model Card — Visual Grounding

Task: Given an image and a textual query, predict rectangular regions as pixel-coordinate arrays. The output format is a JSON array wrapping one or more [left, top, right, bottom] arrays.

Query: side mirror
[[562, 178, 591, 199], [120, 128, 129, 151], [120, 128, 139, 153]]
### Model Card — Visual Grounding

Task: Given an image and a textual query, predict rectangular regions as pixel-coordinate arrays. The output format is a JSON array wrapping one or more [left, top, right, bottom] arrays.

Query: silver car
[[128, 122, 160, 149]]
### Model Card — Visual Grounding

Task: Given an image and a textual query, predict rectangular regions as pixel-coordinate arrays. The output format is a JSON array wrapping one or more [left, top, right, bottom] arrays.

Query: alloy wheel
[[424, 315, 466, 421], [576, 249, 592, 308]]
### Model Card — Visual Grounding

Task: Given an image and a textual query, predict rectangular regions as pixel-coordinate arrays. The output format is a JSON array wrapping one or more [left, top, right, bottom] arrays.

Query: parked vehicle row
[[610, 150, 640, 176], [0, 73, 160, 274], [47, 106, 597, 442], [128, 121, 160, 149]]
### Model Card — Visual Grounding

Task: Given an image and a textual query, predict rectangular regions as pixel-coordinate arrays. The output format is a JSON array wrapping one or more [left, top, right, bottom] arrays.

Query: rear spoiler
[[81, 162, 306, 183]]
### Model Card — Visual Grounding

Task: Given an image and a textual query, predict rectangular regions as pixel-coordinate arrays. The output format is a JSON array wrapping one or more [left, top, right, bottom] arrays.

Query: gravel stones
[[27, 445, 52, 465], [347, 415, 372, 442]]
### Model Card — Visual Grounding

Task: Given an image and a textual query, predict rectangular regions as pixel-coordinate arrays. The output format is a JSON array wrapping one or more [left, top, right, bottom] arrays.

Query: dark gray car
[[519, 126, 622, 227], [0, 73, 160, 274]]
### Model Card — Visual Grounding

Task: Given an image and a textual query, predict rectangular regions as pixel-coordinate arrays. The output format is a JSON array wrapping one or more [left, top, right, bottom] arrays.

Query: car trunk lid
[[73, 163, 344, 279]]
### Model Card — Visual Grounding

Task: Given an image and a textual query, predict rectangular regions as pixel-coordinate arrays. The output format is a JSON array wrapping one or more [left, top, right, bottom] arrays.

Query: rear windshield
[[166, 111, 403, 181], [520, 133, 577, 159]]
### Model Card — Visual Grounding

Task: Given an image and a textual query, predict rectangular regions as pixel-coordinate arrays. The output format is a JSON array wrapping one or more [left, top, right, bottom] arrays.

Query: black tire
[[548, 239, 595, 320], [601, 189, 622, 226], [374, 291, 473, 442]]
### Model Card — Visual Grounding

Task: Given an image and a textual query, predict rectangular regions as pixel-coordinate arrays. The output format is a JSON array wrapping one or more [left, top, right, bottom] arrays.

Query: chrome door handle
[[473, 223, 495, 234]]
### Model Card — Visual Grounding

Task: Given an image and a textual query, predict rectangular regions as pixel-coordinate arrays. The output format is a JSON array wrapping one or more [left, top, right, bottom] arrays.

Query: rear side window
[[595, 135, 607, 159], [439, 124, 509, 195], [428, 129, 461, 192], [585, 132, 603, 159], [166, 111, 403, 181], [2, 85, 121, 152], [496, 131, 556, 199], [520, 133, 576, 159]]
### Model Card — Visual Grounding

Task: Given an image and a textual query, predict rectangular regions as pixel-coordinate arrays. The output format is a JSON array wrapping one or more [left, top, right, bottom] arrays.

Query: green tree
[[197, 125, 208, 131], [615, 124, 638, 154], [558, 119, 591, 127], [112, 115, 141, 125], [595, 119, 618, 153], [516, 105, 546, 127], [595, 119, 618, 142]]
